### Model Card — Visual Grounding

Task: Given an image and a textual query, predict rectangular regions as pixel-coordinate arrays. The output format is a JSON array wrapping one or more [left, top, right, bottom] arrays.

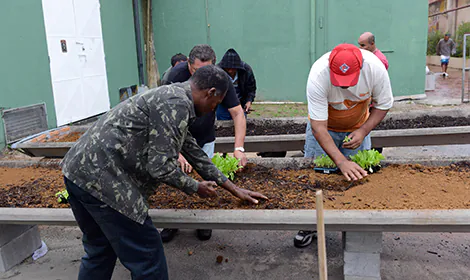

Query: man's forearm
[[311, 120, 348, 165], [358, 108, 388, 135], [230, 105, 246, 148], [220, 179, 238, 195]]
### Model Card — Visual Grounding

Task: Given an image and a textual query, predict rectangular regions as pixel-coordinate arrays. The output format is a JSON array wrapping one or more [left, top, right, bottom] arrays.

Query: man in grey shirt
[[436, 33, 456, 77]]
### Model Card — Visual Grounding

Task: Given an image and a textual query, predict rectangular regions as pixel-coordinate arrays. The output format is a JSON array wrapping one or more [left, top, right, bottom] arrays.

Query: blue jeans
[[65, 177, 168, 280], [304, 121, 371, 159], [201, 141, 215, 158]]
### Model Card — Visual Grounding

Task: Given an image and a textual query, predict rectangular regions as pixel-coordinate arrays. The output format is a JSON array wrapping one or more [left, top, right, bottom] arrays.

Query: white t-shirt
[[306, 49, 393, 132]]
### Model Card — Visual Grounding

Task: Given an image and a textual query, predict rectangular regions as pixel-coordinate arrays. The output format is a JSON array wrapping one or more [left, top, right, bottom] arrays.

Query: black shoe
[[294, 230, 316, 248], [196, 229, 212, 241], [161, 228, 178, 243]]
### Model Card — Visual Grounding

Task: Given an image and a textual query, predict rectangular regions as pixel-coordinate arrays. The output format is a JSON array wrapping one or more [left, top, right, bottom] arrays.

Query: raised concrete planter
[[0, 225, 41, 272], [0, 158, 469, 277], [12, 108, 470, 157]]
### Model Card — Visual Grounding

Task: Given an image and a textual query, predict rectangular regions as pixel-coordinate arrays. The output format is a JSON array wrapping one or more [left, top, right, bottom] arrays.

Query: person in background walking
[[436, 33, 456, 77]]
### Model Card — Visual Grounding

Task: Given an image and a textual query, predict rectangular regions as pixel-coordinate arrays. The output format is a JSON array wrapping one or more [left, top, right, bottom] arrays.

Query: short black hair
[[368, 34, 375, 44], [170, 53, 187, 67], [190, 65, 229, 97], [188, 45, 216, 65]]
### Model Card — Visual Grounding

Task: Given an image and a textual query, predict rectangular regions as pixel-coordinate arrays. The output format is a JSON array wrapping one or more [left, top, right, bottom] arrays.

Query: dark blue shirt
[[164, 62, 240, 147]]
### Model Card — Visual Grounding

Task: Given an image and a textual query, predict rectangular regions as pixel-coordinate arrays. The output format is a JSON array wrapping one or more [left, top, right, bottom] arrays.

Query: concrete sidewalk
[[1, 226, 469, 280]]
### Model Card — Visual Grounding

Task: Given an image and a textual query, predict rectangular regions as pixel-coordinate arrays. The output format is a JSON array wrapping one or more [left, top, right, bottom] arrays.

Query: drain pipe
[[132, 0, 145, 85]]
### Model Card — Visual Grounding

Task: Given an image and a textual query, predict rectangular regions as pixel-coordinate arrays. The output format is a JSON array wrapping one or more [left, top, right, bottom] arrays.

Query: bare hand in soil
[[197, 181, 218, 198], [244, 102, 252, 113], [337, 161, 368, 181], [342, 129, 366, 150], [233, 150, 248, 167], [178, 154, 193, 173], [232, 187, 268, 204]]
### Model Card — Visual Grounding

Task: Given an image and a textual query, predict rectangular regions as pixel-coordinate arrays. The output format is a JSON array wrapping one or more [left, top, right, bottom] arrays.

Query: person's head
[[444, 33, 451, 41], [358, 32, 376, 52], [218, 48, 243, 79], [329, 44, 363, 89], [189, 65, 229, 116], [188, 45, 216, 75], [170, 53, 187, 67]]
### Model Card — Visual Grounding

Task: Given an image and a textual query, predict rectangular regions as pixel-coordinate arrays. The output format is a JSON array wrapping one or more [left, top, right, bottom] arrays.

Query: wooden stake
[[141, 0, 161, 88], [316, 190, 328, 280]]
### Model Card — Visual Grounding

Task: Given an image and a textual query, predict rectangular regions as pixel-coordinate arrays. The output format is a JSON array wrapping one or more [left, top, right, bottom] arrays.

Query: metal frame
[[2, 103, 48, 144]]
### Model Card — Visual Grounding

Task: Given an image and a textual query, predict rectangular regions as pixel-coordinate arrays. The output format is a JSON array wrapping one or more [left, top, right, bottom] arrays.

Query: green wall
[[318, 0, 428, 97], [153, 0, 428, 101], [101, 0, 139, 107], [0, 1, 55, 147]]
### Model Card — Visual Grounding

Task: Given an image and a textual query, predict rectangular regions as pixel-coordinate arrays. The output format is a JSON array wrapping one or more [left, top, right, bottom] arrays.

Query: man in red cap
[[294, 43, 393, 248]]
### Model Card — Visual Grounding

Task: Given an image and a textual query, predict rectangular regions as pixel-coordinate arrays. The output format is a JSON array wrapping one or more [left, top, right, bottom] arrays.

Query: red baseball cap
[[329, 44, 363, 87]]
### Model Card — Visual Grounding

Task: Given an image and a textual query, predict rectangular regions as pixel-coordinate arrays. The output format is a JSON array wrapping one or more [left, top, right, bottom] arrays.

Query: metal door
[[42, 0, 110, 126]]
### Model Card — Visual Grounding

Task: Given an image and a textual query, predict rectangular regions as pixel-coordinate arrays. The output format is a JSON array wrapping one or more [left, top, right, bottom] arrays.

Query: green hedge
[[455, 22, 470, 57], [427, 30, 443, 55]]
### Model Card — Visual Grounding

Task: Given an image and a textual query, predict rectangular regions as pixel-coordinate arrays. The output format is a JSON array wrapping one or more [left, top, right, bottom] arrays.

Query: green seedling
[[313, 154, 337, 168], [55, 189, 69, 203], [349, 149, 385, 173], [343, 135, 352, 143], [212, 153, 243, 180]]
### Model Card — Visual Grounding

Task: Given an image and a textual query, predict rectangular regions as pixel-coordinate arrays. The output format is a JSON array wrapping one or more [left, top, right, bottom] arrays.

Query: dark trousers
[[65, 177, 169, 280]]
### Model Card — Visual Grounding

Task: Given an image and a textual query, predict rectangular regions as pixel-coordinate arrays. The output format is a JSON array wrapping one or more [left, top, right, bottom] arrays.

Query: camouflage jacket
[[61, 82, 227, 224]]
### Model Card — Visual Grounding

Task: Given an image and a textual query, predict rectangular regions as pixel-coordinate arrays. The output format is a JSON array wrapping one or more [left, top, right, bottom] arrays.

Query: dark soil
[[215, 116, 470, 137], [43, 115, 470, 142], [374, 116, 470, 130], [0, 162, 469, 210]]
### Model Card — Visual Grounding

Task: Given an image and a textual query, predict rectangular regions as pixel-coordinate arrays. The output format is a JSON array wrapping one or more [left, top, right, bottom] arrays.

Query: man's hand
[[342, 129, 366, 150], [337, 160, 368, 181], [197, 181, 218, 198], [178, 154, 193, 173], [244, 101, 252, 113], [233, 150, 247, 167], [231, 186, 268, 204]]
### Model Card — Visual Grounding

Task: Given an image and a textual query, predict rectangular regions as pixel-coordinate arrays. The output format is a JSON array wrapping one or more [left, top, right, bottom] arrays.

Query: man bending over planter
[[162, 44, 248, 242], [294, 43, 394, 248], [61, 65, 267, 280]]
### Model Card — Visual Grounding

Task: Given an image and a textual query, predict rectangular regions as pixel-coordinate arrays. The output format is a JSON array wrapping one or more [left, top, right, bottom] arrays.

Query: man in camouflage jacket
[[62, 65, 266, 280]]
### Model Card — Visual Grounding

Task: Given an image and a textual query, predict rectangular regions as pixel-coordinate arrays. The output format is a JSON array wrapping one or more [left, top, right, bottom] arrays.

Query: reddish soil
[[0, 163, 469, 210], [43, 132, 83, 143]]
